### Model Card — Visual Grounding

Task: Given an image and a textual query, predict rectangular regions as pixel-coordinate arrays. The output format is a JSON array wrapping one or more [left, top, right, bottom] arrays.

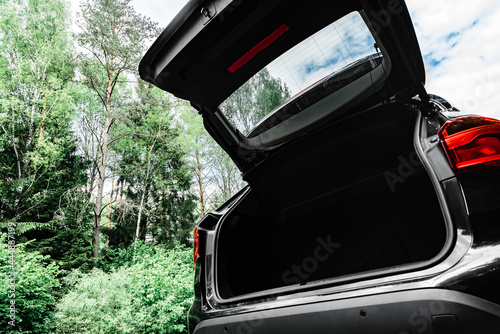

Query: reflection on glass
[[220, 11, 377, 136], [221, 68, 291, 135]]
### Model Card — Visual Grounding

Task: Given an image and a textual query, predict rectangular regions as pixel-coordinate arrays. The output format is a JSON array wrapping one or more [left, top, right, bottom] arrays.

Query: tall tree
[[205, 142, 245, 206], [76, 0, 160, 260], [108, 82, 196, 248], [176, 104, 212, 218], [0, 0, 87, 227], [177, 104, 248, 217]]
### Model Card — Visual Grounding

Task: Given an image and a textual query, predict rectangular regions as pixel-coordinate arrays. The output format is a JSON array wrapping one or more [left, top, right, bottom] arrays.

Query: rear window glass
[[219, 11, 378, 136]]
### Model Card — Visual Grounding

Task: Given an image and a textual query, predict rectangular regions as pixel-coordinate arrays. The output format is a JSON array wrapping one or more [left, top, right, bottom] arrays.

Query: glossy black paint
[[192, 289, 500, 334], [187, 110, 500, 333]]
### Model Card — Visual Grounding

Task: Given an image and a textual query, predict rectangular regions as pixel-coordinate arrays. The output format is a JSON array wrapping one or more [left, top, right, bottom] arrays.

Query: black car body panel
[[193, 289, 500, 334], [139, 0, 500, 333]]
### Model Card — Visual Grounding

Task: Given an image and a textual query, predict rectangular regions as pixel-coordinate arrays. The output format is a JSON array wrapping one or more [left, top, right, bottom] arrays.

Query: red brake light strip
[[227, 24, 290, 74]]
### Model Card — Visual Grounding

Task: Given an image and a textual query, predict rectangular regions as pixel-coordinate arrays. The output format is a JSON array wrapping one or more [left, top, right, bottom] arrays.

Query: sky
[[406, 0, 500, 119], [264, 12, 377, 97], [71, 0, 500, 119]]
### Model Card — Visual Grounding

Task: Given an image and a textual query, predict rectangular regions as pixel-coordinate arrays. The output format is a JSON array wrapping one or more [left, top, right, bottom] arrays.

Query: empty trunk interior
[[216, 104, 447, 299]]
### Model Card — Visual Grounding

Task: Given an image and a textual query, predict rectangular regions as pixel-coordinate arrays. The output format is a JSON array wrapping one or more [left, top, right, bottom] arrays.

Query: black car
[[139, 0, 500, 333]]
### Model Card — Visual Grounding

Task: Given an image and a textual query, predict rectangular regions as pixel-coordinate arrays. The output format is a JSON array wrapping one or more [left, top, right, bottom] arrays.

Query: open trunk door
[[139, 0, 427, 172]]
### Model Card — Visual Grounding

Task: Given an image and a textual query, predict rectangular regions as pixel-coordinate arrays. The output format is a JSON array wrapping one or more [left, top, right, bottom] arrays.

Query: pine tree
[[76, 0, 160, 260]]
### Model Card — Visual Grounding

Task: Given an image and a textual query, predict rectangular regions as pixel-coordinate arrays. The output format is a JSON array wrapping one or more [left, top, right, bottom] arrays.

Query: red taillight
[[438, 116, 500, 172], [227, 24, 289, 74], [193, 227, 200, 264]]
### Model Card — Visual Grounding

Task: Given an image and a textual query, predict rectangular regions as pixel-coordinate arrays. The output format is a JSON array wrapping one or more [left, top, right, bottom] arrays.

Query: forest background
[[0, 0, 290, 332]]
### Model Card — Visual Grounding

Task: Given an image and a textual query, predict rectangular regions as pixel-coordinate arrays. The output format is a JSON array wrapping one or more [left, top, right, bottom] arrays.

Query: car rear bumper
[[191, 289, 500, 334]]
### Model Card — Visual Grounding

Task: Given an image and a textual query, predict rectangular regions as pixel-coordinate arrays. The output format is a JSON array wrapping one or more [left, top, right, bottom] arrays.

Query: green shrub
[[54, 243, 194, 334], [0, 234, 60, 333], [98, 241, 156, 272]]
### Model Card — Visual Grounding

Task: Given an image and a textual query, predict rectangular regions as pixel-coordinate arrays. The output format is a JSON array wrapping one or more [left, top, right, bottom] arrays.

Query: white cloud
[[130, 0, 188, 28], [267, 12, 376, 96], [69, 0, 189, 31], [406, 0, 500, 119]]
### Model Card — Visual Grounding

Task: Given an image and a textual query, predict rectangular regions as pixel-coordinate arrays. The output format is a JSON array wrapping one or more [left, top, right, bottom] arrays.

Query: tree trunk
[[227, 160, 232, 198], [11, 121, 22, 180], [135, 151, 152, 243], [38, 82, 49, 142], [92, 115, 110, 260], [133, 159, 150, 262], [88, 163, 96, 198], [196, 149, 205, 217], [135, 187, 146, 243], [92, 63, 114, 261], [107, 161, 116, 248], [162, 188, 167, 221], [119, 179, 124, 201]]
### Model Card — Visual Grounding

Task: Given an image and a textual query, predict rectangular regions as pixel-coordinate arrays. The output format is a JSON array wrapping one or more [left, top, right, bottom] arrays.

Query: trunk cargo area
[[216, 104, 447, 299]]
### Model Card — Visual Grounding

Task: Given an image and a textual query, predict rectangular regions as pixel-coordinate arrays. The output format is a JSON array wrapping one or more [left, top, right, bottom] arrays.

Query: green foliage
[[0, 0, 92, 271], [0, 234, 60, 333], [177, 67, 290, 208], [76, 0, 160, 101], [76, 0, 164, 260], [204, 141, 246, 206], [107, 82, 197, 248], [98, 241, 153, 271], [176, 102, 247, 216], [54, 243, 194, 334], [0, 0, 88, 221], [34, 189, 94, 272], [0, 0, 211, 331], [220, 67, 291, 134]]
